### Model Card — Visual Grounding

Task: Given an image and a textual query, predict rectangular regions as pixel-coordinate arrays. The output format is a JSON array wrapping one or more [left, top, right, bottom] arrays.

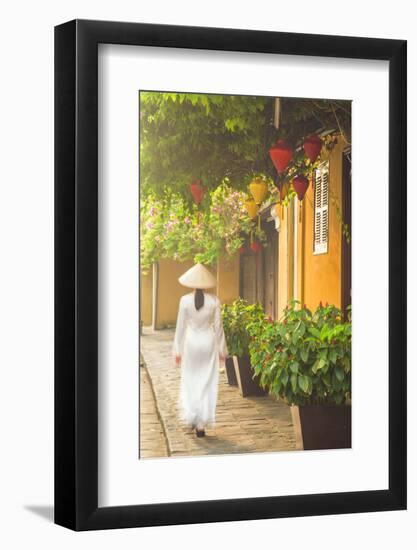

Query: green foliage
[[140, 182, 254, 272], [221, 299, 265, 358], [140, 92, 276, 197], [279, 98, 351, 146], [247, 300, 351, 406], [140, 92, 351, 202], [139, 91, 352, 253]]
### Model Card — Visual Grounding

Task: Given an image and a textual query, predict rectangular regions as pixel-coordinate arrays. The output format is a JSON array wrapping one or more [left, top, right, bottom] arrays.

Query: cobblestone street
[[139, 364, 168, 458], [140, 327, 296, 458]]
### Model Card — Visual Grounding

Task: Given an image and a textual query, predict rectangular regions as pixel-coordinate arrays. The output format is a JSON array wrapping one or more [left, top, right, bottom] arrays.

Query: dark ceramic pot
[[232, 355, 267, 397], [225, 356, 238, 386], [298, 404, 352, 450]]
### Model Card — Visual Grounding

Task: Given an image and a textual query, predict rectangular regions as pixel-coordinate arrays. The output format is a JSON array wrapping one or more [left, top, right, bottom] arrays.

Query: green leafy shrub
[[248, 300, 351, 405], [221, 299, 265, 358]]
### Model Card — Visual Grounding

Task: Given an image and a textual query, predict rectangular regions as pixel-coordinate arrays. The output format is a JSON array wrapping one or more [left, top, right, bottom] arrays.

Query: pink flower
[[146, 221, 154, 230], [184, 217, 190, 224], [149, 207, 155, 216]]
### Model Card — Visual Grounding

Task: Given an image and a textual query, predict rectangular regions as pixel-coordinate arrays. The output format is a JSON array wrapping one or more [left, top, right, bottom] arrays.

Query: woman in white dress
[[173, 263, 228, 437]]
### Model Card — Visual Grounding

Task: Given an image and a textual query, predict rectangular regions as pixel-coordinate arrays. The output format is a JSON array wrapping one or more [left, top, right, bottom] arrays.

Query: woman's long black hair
[[194, 288, 204, 310]]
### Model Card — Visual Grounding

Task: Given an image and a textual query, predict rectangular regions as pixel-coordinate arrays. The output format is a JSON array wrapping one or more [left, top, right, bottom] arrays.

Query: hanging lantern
[[293, 175, 310, 201], [190, 179, 204, 204], [245, 199, 259, 220], [293, 174, 310, 223], [250, 241, 262, 253], [279, 180, 290, 203], [249, 176, 268, 230], [249, 177, 268, 206], [303, 134, 322, 163], [269, 139, 293, 174]]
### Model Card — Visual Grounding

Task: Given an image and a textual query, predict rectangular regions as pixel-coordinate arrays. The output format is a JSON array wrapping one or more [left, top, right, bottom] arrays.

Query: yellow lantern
[[249, 177, 268, 206], [245, 199, 259, 219], [248, 177, 268, 231], [279, 180, 290, 203]]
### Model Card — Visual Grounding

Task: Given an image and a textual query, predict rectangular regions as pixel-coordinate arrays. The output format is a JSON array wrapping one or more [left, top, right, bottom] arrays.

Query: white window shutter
[[313, 161, 329, 254]]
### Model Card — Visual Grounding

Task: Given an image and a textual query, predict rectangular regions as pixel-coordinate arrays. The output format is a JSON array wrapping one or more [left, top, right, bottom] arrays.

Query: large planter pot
[[225, 356, 238, 386], [295, 404, 351, 450], [232, 355, 267, 397]]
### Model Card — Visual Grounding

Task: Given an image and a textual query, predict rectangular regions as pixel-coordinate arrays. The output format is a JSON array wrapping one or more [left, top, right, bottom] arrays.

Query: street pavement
[[140, 327, 296, 458], [139, 364, 169, 458]]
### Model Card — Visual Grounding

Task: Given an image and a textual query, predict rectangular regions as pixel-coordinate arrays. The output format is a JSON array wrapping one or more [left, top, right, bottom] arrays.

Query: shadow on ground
[[24, 505, 54, 523]]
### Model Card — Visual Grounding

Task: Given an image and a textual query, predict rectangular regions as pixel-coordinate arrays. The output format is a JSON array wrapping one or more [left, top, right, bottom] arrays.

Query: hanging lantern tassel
[[279, 180, 290, 222], [293, 175, 309, 224], [299, 200, 302, 223]]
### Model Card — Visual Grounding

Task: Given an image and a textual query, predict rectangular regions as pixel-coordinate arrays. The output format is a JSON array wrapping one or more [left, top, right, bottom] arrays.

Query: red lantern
[[269, 139, 293, 174], [190, 179, 204, 204], [303, 134, 322, 163], [250, 241, 262, 253], [293, 175, 310, 201]]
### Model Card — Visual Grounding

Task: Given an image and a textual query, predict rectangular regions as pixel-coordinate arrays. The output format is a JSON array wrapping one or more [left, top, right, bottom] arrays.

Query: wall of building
[[141, 256, 239, 329], [277, 201, 290, 318], [140, 269, 153, 326], [216, 255, 240, 305], [276, 137, 348, 315], [300, 138, 347, 309], [142, 141, 347, 330], [154, 258, 195, 329]]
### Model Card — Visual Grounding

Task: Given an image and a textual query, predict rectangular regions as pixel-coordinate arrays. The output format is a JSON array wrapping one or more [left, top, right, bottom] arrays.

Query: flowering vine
[[140, 182, 254, 273]]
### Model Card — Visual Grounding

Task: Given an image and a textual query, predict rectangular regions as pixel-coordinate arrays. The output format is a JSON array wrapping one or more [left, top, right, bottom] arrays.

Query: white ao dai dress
[[173, 292, 228, 427]]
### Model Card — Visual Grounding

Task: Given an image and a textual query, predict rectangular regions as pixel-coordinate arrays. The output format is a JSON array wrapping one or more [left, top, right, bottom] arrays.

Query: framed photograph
[[55, 19, 407, 530]]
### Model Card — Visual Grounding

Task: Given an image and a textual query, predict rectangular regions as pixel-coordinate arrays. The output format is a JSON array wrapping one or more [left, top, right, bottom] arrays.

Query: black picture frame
[[55, 19, 407, 531]]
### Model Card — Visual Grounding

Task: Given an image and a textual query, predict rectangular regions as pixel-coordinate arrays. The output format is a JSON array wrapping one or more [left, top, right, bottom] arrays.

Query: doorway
[[239, 219, 277, 318]]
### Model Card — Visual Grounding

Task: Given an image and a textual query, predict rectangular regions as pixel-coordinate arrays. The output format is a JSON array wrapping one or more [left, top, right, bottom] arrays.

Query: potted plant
[[220, 302, 239, 386], [248, 300, 351, 450], [221, 299, 267, 396]]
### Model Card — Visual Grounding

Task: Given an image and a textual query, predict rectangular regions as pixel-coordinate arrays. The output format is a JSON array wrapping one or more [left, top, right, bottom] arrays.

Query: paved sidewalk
[[140, 327, 296, 457], [139, 364, 168, 458]]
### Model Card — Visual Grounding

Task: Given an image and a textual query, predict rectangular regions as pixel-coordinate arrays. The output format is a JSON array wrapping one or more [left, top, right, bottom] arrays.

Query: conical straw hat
[[178, 263, 216, 289]]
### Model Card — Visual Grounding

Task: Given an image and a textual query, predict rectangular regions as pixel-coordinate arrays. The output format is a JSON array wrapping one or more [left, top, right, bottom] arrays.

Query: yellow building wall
[[277, 137, 347, 314], [147, 256, 238, 329], [217, 255, 240, 305], [155, 258, 194, 329], [300, 139, 346, 309], [277, 202, 290, 319], [140, 269, 153, 326]]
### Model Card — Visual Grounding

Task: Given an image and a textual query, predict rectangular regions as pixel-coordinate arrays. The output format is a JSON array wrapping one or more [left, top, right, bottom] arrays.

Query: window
[[313, 161, 329, 254]]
